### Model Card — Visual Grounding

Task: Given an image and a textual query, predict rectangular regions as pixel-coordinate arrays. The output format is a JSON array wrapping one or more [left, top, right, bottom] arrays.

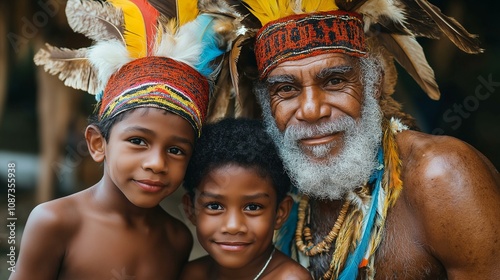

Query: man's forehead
[[266, 53, 359, 79]]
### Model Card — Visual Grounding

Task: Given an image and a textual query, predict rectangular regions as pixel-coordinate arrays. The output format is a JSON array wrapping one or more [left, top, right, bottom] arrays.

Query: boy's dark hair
[[183, 118, 291, 203]]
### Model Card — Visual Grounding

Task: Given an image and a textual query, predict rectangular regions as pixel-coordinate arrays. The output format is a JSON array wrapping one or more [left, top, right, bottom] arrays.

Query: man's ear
[[274, 195, 293, 230], [85, 125, 106, 163], [182, 193, 197, 226]]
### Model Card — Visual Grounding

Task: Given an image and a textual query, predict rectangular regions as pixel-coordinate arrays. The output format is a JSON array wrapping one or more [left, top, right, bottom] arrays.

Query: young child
[[181, 118, 312, 280], [11, 0, 244, 279]]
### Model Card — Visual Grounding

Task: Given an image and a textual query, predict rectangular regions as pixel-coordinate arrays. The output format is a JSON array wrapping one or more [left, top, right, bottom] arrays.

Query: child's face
[[187, 164, 290, 270], [103, 108, 195, 208]]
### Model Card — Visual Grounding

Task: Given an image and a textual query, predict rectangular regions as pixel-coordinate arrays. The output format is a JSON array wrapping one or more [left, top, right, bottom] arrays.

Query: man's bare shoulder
[[397, 130, 499, 187], [392, 130, 500, 278]]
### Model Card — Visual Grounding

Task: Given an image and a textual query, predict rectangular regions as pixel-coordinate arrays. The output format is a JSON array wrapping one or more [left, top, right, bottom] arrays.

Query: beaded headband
[[99, 57, 209, 136], [255, 11, 367, 79]]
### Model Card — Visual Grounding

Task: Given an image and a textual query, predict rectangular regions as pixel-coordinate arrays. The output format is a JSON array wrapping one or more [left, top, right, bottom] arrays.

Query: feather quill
[[413, 0, 483, 54], [34, 43, 98, 94], [207, 62, 234, 122], [378, 33, 439, 100], [65, 0, 124, 42], [229, 35, 251, 102]]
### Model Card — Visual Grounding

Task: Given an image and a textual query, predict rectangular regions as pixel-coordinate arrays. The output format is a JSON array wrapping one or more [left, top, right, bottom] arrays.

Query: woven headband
[[255, 10, 367, 79], [99, 56, 209, 136]]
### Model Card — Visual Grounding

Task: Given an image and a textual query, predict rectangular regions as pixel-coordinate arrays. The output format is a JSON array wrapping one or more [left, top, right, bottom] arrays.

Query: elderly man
[[238, 0, 500, 279]]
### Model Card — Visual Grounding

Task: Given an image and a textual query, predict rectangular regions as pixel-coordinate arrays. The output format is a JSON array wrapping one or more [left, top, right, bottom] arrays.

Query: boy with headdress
[[10, 0, 247, 279]]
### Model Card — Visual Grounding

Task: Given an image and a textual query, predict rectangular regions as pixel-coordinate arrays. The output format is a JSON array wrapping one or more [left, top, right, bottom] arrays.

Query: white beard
[[256, 57, 383, 200]]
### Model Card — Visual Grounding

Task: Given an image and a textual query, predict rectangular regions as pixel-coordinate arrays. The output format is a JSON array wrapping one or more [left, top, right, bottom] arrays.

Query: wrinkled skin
[[264, 53, 500, 279]]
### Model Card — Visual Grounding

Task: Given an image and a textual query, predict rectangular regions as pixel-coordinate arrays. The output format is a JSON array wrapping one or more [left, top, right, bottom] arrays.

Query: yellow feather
[[242, 0, 338, 25], [301, 0, 338, 13], [176, 0, 198, 26], [242, 0, 293, 25], [382, 119, 403, 207], [108, 0, 147, 58]]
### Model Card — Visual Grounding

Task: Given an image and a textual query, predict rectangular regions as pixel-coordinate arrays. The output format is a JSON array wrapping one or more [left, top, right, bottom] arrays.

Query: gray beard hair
[[256, 57, 383, 200]]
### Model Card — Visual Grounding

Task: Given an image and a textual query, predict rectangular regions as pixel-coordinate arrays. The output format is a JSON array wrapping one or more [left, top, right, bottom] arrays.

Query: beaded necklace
[[289, 118, 407, 280], [295, 197, 350, 256]]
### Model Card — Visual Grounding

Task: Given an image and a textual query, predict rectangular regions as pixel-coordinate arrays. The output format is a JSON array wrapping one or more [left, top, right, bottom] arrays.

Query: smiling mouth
[[134, 180, 166, 193], [299, 132, 340, 146], [215, 242, 251, 252]]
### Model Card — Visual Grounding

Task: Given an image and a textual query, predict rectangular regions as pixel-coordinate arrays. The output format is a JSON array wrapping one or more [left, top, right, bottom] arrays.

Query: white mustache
[[283, 116, 356, 142]]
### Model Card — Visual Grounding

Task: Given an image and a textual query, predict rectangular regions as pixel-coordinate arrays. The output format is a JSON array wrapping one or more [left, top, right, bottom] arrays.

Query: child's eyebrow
[[243, 193, 271, 200], [125, 126, 154, 135], [124, 126, 193, 147], [199, 192, 222, 199], [199, 192, 271, 200]]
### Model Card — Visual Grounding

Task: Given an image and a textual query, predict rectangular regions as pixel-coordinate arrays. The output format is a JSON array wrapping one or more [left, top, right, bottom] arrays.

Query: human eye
[[128, 137, 146, 146], [326, 77, 343, 86], [205, 202, 223, 211], [168, 147, 184, 155], [274, 84, 299, 98], [244, 203, 263, 211]]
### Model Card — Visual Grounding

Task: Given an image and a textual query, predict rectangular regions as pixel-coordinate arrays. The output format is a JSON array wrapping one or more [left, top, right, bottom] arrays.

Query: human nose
[[295, 87, 331, 123], [221, 210, 247, 234], [142, 148, 167, 173]]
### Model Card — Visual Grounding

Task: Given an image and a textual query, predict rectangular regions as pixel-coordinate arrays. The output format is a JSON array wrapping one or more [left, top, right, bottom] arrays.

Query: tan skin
[[181, 165, 312, 280], [10, 108, 194, 280], [265, 53, 500, 279]]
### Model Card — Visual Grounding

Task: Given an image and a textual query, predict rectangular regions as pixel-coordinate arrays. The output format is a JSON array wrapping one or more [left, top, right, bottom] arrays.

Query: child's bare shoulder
[[179, 255, 213, 280], [28, 191, 86, 235], [266, 250, 312, 280], [158, 209, 193, 254]]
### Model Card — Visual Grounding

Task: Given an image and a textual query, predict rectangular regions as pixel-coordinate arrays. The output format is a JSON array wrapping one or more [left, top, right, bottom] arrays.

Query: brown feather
[[207, 61, 235, 122], [147, 0, 177, 19], [34, 43, 98, 94], [335, 0, 369, 11], [378, 33, 440, 100], [414, 0, 483, 54], [65, 0, 124, 42]]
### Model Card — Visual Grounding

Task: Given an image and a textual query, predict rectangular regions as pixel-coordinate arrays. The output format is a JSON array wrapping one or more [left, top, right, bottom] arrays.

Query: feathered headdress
[[240, 0, 483, 101], [34, 0, 248, 135]]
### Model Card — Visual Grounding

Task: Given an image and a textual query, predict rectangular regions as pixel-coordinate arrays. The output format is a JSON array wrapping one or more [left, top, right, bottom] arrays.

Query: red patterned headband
[[255, 10, 367, 79], [99, 56, 209, 137]]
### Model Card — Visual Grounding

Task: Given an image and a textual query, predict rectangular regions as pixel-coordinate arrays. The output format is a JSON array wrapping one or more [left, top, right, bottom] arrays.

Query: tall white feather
[[154, 21, 203, 69], [87, 40, 132, 93]]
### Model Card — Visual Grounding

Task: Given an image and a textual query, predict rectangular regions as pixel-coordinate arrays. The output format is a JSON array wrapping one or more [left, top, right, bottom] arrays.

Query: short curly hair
[[183, 118, 291, 203]]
